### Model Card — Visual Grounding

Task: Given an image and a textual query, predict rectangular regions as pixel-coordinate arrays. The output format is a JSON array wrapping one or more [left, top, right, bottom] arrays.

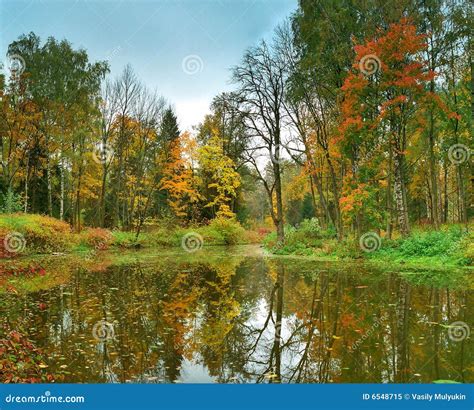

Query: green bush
[[200, 217, 247, 245], [112, 231, 150, 248], [0, 189, 23, 214], [0, 214, 71, 255], [398, 229, 462, 257], [372, 226, 471, 266], [263, 218, 326, 254]]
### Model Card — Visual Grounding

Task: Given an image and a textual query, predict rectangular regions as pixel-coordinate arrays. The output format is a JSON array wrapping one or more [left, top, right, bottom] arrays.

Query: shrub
[[80, 228, 113, 250], [0, 214, 71, 255], [371, 225, 471, 266], [298, 218, 322, 238], [0, 189, 23, 213], [201, 217, 247, 245], [112, 230, 150, 248], [397, 229, 462, 257], [263, 218, 325, 254]]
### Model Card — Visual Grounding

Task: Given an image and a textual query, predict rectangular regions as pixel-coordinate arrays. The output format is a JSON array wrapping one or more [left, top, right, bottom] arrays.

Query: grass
[[263, 219, 473, 268], [0, 213, 256, 257], [0, 213, 71, 255]]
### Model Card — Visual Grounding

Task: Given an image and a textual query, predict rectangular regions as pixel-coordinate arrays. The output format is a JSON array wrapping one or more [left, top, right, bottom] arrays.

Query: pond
[[1, 246, 472, 383]]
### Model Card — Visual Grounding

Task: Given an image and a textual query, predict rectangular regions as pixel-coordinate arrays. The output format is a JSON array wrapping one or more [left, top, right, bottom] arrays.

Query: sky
[[0, 0, 298, 130]]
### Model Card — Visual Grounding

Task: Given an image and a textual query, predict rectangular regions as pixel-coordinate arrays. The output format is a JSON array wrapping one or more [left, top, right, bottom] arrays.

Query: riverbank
[[0, 213, 261, 256], [1, 214, 472, 274], [1, 243, 472, 296], [263, 219, 473, 269], [1, 244, 471, 384]]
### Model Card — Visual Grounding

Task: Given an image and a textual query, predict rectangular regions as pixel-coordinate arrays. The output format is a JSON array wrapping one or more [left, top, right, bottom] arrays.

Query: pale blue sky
[[0, 0, 297, 129]]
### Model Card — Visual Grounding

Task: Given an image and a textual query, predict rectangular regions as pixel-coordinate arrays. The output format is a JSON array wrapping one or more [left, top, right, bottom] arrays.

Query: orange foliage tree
[[339, 19, 436, 236]]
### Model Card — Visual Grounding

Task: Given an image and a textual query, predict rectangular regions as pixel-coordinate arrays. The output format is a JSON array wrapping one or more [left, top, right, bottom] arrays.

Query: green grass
[[368, 225, 472, 267], [263, 220, 473, 268], [0, 214, 255, 257], [0, 213, 71, 254]]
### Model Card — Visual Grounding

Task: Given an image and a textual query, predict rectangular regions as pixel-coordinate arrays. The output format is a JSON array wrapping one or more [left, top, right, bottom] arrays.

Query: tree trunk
[[24, 156, 29, 213], [99, 163, 107, 227], [274, 159, 285, 245], [60, 155, 64, 220], [428, 106, 439, 229], [386, 139, 393, 239], [325, 152, 343, 240], [394, 152, 410, 236], [46, 135, 53, 216]]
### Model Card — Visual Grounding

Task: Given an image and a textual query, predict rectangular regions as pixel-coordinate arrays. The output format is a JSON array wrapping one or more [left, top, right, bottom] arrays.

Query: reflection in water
[[1, 251, 472, 383]]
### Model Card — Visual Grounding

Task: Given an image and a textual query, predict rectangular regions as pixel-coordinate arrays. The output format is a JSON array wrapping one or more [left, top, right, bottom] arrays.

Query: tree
[[159, 131, 201, 221], [340, 19, 437, 236], [232, 39, 287, 244], [198, 129, 241, 218]]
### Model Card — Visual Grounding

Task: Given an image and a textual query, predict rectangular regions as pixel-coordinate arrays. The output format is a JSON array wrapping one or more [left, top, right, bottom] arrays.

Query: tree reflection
[[1, 253, 471, 383]]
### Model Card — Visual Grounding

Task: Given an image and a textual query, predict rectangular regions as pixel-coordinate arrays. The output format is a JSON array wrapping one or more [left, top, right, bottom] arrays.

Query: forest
[[0, 0, 472, 387], [0, 0, 472, 257]]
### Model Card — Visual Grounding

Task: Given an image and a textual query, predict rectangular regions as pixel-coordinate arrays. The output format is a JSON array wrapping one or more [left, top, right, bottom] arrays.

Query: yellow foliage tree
[[198, 129, 241, 218]]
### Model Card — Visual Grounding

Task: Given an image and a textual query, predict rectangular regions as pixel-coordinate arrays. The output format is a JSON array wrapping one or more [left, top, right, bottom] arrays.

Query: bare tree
[[232, 39, 288, 244]]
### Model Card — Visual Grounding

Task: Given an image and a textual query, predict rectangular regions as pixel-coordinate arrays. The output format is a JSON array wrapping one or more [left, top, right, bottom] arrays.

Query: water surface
[[1, 247, 471, 383]]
